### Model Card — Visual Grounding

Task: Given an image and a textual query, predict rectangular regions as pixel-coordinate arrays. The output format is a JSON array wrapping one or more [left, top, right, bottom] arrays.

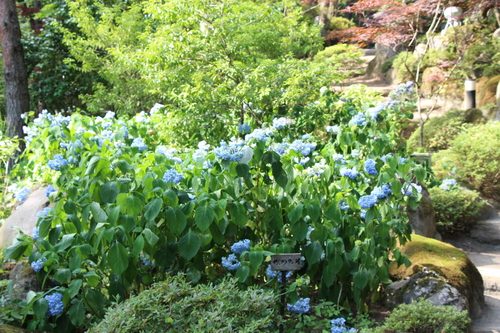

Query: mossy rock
[[0, 325, 29, 333], [389, 234, 485, 318]]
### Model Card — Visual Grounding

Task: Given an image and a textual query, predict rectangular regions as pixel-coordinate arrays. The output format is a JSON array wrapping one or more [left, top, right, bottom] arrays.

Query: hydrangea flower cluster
[[163, 169, 183, 184], [331, 317, 357, 333], [270, 142, 290, 156], [14, 187, 31, 203], [131, 138, 147, 152], [36, 207, 52, 219], [326, 125, 340, 134], [402, 183, 422, 196], [150, 103, 164, 115], [273, 117, 294, 130], [192, 140, 210, 160], [389, 81, 415, 99], [358, 195, 378, 209], [289, 140, 316, 156], [213, 140, 245, 162], [266, 266, 292, 283], [238, 122, 251, 134], [31, 258, 47, 273], [157, 146, 182, 163], [48, 155, 69, 171], [221, 253, 241, 271], [245, 128, 270, 142], [287, 297, 310, 314], [440, 178, 457, 191], [32, 226, 40, 240], [332, 154, 345, 164], [135, 111, 150, 124], [350, 112, 367, 126], [339, 200, 350, 211], [364, 159, 378, 175], [230, 239, 250, 254], [294, 157, 310, 166], [371, 184, 392, 199], [45, 292, 64, 317], [367, 104, 384, 120], [340, 167, 358, 179]]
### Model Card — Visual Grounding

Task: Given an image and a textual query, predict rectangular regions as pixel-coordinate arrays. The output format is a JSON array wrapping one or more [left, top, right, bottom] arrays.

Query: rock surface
[[0, 188, 48, 250], [406, 185, 442, 240], [9, 261, 41, 302]]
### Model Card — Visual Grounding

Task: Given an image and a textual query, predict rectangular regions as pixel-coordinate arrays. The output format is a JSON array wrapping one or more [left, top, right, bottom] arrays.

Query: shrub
[[328, 17, 355, 31], [88, 275, 279, 333], [407, 109, 486, 152], [360, 299, 470, 333], [432, 122, 500, 199], [430, 186, 486, 234]]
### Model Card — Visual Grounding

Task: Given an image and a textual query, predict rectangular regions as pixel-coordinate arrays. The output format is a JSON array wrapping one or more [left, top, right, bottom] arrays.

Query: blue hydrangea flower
[[289, 140, 316, 156], [294, 157, 310, 166], [339, 200, 350, 211], [358, 195, 378, 209], [270, 142, 290, 156], [266, 266, 292, 283], [367, 104, 384, 120], [141, 257, 152, 268], [44, 185, 56, 198], [360, 210, 367, 219], [104, 111, 115, 119], [221, 253, 241, 271], [131, 138, 147, 152], [273, 117, 293, 130], [31, 258, 47, 273], [350, 112, 366, 126], [340, 167, 358, 179], [371, 184, 392, 199], [213, 140, 244, 162], [15, 187, 31, 203], [364, 159, 378, 175], [157, 146, 182, 163], [230, 239, 250, 254], [135, 111, 150, 124], [331, 317, 357, 333], [45, 292, 64, 316], [440, 178, 457, 191], [287, 298, 310, 314], [150, 103, 164, 114], [68, 156, 78, 164], [245, 129, 270, 142], [402, 183, 422, 196], [301, 134, 311, 140], [48, 155, 68, 171], [332, 154, 345, 164], [163, 169, 183, 184], [238, 123, 251, 134], [326, 125, 340, 134], [32, 226, 40, 240], [36, 207, 52, 219]]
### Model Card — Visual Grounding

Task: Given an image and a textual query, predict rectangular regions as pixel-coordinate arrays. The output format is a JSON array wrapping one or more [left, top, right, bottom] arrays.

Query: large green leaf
[[195, 206, 215, 231], [288, 204, 303, 224], [305, 240, 323, 266], [144, 197, 163, 222], [33, 298, 48, 319], [89, 202, 108, 223], [100, 181, 119, 204], [69, 299, 86, 327], [353, 268, 369, 290], [178, 229, 200, 261], [142, 228, 159, 246], [108, 242, 129, 275], [228, 202, 248, 227]]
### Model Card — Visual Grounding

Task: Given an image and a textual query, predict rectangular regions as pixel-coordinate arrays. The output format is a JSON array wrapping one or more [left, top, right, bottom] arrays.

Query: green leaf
[[272, 161, 288, 188], [249, 251, 263, 275], [69, 254, 82, 272], [68, 279, 83, 298], [55, 269, 71, 283], [132, 234, 145, 257], [291, 220, 308, 241], [178, 230, 201, 261], [64, 200, 77, 214], [124, 196, 142, 217], [305, 241, 323, 265], [186, 266, 201, 283], [53, 234, 76, 252], [306, 204, 321, 222], [108, 242, 129, 275], [353, 269, 368, 290], [414, 165, 427, 182], [164, 189, 178, 207], [195, 206, 215, 231], [236, 163, 250, 178], [228, 202, 248, 227], [288, 204, 304, 224], [144, 197, 163, 222], [89, 202, 108, 223], [85, 155, 101, 176], [69, 299, 86, 327], [235, 265, 250, 283], [33, 298, 48, 318], [142, 228, 159, 246], [100, 181, 119, 204]]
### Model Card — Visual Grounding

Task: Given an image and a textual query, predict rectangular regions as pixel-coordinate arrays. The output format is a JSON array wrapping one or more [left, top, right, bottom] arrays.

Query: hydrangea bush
[[5, 84, 425, 331]]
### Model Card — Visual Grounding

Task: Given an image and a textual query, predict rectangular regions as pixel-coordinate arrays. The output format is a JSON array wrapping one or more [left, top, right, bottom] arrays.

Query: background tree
[[0, 0, 29, 152]]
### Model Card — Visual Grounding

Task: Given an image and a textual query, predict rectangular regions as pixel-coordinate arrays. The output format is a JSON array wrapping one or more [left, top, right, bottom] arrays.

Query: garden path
[[346, 50, 500, 333]]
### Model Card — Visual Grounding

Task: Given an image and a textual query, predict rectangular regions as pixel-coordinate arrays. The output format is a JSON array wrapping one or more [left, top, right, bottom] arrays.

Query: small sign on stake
[[271, 253, 302, 333]]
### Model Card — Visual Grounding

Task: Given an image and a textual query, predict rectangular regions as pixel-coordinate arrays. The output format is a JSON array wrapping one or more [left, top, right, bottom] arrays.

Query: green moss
[[0, 324, 28, 333], [389, 235, 473, 297]]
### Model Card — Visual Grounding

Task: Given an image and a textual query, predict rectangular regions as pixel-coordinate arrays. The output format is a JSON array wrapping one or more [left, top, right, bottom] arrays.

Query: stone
[[389, 235, 485, 319], [406, 184, 441, 240], [384, 267, 467, 311], [9, 261, 41, 302], [493, 28, 500, 40], [365, 43, 404, 80], [0, 325, 30, 333], [476, 76, 500, 112], [0, 188, 49, 250]]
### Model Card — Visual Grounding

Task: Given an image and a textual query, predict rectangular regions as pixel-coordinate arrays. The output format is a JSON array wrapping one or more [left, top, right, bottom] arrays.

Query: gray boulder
[[8, 261, 41, 302], [365, 43, 404, 81], [0, 188, 49, 250], [406, 184, 442, 241]]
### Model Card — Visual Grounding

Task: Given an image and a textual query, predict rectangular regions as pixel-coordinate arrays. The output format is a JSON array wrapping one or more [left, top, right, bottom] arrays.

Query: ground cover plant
[[2, 82, 427, 332]]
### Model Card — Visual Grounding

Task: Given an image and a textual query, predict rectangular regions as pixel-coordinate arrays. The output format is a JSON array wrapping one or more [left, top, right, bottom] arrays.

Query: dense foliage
[[3, 82, 424, 331], [433, 121, 500, 200], [430, 186, 486, 234], [361, 298, 471, 333]]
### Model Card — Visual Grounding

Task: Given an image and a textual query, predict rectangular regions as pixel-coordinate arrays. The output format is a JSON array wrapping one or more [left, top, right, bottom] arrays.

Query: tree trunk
[[0, 0, 29, 154]]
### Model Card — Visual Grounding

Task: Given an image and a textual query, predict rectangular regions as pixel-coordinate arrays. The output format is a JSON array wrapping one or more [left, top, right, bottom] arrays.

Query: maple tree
[[329, 0, 499, 47]]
